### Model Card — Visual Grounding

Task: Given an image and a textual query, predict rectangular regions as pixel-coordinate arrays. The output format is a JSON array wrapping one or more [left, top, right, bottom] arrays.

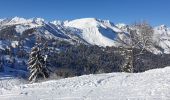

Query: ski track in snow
[[1, 67, 170, 99]]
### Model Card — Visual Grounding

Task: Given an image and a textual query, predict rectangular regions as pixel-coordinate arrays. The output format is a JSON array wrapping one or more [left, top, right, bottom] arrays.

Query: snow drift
[[1, 66, 170, 100]]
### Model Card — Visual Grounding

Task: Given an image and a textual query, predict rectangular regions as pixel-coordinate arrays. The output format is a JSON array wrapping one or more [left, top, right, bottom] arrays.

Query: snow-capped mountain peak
[[10, 16, 28, 23], [154, 25, 170, 34], [0, 18, 5, 22], [64, 18, 123, 47], [0, 17, 45, 27], [155, 24, 165, 29], [116, 23, 127, 29], [51, 20, 63, 26], [159, 24, 167, 28], [153, 24, 170, 54], [31, 18, 45, 25], [0, 17, 170, 53], [65, 18, 101, 28]]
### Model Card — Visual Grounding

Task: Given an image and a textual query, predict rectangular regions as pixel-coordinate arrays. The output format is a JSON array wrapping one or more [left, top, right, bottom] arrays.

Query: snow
[[153, 25, 170, 54], [0, 41, 9, 50], [32, 18, 45, 25], [116, 23, 129, 33], [15, 25, 27, 33], [1, 17, 44, 28], [1, 67, 170, 99], [11, 41, 19, 48], [0, 42, 5, 50], [65, 18, 122, 47], [1, 17, 170, 53], [15, 25, 34, 34], [5, 17, 35, 26], [0, 19, 5, 22], [9, 17, 28, 24], [116, 23, 127, 28], [51, 20, 63, 26]]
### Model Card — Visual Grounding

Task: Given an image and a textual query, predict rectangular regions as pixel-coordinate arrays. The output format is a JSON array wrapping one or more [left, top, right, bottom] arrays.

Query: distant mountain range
[[0, 17, 170, 54]]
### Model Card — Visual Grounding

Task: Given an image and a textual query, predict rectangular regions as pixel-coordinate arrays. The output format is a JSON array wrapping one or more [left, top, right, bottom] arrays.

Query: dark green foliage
[[0, 57, 4, 72], [49, 44, 123, 77], [133, 50, 170, 72], [46, 43, 170, 78], [0, 26, 18, 40]]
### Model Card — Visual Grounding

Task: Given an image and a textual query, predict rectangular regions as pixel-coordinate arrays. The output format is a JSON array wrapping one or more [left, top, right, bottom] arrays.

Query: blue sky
[[0, 0, 169, 26]]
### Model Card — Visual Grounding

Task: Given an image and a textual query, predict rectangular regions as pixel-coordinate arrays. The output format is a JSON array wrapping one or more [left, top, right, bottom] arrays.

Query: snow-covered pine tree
[[28, 44, 50, 82]]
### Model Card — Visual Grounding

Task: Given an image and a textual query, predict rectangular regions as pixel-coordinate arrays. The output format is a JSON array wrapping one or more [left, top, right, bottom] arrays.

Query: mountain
[[0, 17, 170, 75], [0, 17, 170, 54], [0, 17, 89, 51], [0, 17, 129, 76], [64, 18, 124, 47], [1, 17, 170, 99], [0, 17, 131, 54], [153, 25, 170, 54], [0, 17, 169, 52]]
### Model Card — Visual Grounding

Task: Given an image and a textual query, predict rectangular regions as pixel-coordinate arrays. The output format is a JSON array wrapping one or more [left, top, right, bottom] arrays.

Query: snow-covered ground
[[1, 67, 170, 100]]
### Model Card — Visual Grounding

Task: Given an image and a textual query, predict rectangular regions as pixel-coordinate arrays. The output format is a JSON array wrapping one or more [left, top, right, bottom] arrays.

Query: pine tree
[[28, 44, 49, 82], [0, 57, 4, 72]]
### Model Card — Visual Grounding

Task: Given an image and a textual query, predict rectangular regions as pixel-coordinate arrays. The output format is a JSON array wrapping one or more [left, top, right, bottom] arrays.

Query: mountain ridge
[[0, 17, 170, 54]]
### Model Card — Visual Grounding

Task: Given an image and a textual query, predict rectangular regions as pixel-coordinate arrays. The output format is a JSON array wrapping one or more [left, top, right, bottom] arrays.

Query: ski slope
[[1, 67, 170, 100]]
